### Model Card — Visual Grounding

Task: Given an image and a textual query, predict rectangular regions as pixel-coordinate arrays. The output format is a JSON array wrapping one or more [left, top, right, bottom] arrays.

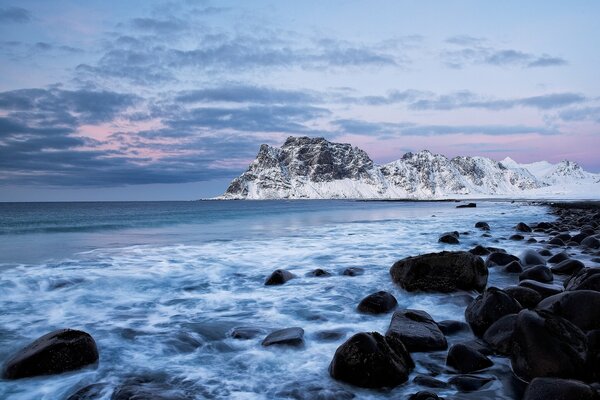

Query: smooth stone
[[551, 259, 585, 275], [519, 280, 563, 299], [485, 252, 519, 268], [386, 309, 448, 352], [446, 343, 493, 373], [306, 268, 332, 277], [436, 320, 470, 335], [469, 245, 491, 256], [111, 376, 192, 400], [520, 249, 547, 266], [2, 329, 99, 379], [439, 233, 459, 244], [537, 290, 600, 331], [548, 251, 570, 264], [341, 267, 364, 277], [482, 313, 517, 355], [502, 260, 523, 273], [519, 265, 553, 284], [538, 249, 552, 256], [230, 326, 265, 340], [523, 378, 596, 400], [313, 330, 346, 342], [465, 287, 522, 337], [509, 234, 525, 241], [408, 391, 442, 400], [475, 222, 490, 230], [456, 203, 476, 208], [329, 332, 413, 388], [357, 291, 398, 314], [261, 327, 304, 347], [264, 269, 295, 285], [511, 309, 588, 382], [504, 286, 542, 309], [516, 222, 533, 232], [448, 375, 494, 392], [390, 251, 487, 293], [581, 236, 600, 249], [548, 237, 566, 246]]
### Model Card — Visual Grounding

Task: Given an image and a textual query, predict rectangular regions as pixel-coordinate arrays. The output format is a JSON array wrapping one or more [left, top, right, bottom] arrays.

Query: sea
[[0, 200, 553, 399]]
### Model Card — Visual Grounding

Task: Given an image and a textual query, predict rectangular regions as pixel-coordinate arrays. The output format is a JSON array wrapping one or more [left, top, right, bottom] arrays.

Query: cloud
[[130, 17, 188, 34], [442, 39, 567, 69], [0, 7, 31, 23], [174, 84, 317, 104], [559, 106, 600, 123], [333, 118, 558, 137]]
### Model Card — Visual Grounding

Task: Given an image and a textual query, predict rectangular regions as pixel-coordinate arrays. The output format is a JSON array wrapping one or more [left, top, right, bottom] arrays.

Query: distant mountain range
[[219, 136, 600, 199]]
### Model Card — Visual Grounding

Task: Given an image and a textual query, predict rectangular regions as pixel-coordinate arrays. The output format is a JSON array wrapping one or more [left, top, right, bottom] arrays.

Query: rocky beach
[[1, 200, 599, 399]]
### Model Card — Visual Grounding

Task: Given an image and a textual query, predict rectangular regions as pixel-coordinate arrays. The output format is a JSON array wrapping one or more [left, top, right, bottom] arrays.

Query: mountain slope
[[220, 136, 600, 199]]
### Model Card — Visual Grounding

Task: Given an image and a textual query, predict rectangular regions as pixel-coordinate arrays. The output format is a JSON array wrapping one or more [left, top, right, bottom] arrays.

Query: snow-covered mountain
[[219, 136, 600, 199]]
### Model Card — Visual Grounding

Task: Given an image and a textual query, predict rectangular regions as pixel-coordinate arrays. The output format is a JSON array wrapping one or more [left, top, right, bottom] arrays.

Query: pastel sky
[[1, 0, 600, 200]]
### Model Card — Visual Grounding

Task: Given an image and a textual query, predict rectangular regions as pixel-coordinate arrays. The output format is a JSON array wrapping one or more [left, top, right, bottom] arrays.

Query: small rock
[[519, 280, 563, 299], [439, 232, 460, 244], [537, 290, 600, 331], [504, 286, 542, 309], [413, 375, 448, 388], [313, 330, 346, 342], [306, 268, 331, 277], [446, 343, 493, 373], [329, 332, 413, 388], [469, 245, 491, 256], [523, 377, 596, 400], [581, 236, 600, 249], [485, 252, 519, 268], [265, 269, 295, 285], [548, 237, 566, 246], [564, 268, 600, 292], [436, 320, 470, 335], [408, 391, 442, 400], [510, 234, 524, 241], [262, 327, 304, 347], [516, 222, 533, 232], [519, 265, 553, 283], [230, 326, 265, 340], [482, 313, 517, 355], [520, 249, 547, 266], [465, 287, 522, 337], [456, 203, 476, 208], [548, 251, 570, 264], [475, 222, 490, 230], [2, 329, 99, 379], [341, 267, 364, 277], [357, 291, 398, 314], [386, 309, 448, 352], [551, 259, 585, 275], [502, 260, 523, 273], [448, 375, 494, 392]]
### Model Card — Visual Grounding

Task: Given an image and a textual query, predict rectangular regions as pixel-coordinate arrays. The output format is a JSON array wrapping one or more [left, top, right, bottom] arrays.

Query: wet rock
[[475, 222, 490, 230], [439, 232, 459, 244], [66, 383, 108, 400], [504, 286, 542, 309], [587, 330, 600, 381], [511, 309, 588, 382], [482, 313, 517, 355], [501, 261, 522, 273], [572, 232, 589, 244], [516, 222, 532, 232], [465, 287, 522, 337], [509, 234, 524, 241], [548, 237, 566, 246], [456, 203, 476, 208], [357, 291, 398, 314], [537, 290, 600, 331], [437, 320, 470, 335], [262, 327, 304, 347], [469, 245, 491, 256], [265, 269, 295, 285], [527, 238, 538, 243], [548, 251, 570, 264], [552, 259, 585, 275], [230, 326, 265, 340], [386, 309, 448, 352], [519, 280, 563, 299], [536, 222, 553, 229], [485, 252, 519, 268], [459, 338, 493, 356], [390, 251, 487, 293], [446, 343, 493, 373], [2, 329, 99, 379], [413, 375, 448, 388], [520, 249, 547, 266], [329, 332, 413, 388], [582, 236, 600, 249], [314, 330, 346, 342], [519, 265, 553, 283], [306, 268, 331, 277], [448, 375, 494, 392], [408, 391, 442, 400], [111, 376, 192, 400], [341, 267, 364, 277], [522, 378, 596, 400], [538, 249, 552, 256], [565, 268, 600, 292]]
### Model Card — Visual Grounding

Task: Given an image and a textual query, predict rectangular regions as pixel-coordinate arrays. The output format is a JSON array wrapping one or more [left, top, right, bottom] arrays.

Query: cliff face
[[220, 136, 598, 199]]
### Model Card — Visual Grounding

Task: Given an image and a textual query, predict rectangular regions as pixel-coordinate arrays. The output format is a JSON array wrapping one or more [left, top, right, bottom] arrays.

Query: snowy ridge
[[219, 136, 600, 199]]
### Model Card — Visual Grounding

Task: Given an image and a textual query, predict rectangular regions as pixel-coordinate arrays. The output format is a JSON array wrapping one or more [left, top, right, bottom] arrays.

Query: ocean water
[[0, 200, 552, 399]]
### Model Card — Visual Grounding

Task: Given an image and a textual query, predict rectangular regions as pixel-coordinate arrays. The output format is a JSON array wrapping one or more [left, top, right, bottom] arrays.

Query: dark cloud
[[130, 17, 188, 34], [0, 6, 31, 23], [445, 35, 485, 46], [559, 106, 600, 123]]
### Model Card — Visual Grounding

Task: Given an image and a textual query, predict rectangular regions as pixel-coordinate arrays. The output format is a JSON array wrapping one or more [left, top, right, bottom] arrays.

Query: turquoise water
[[0, 200, 551, 399]]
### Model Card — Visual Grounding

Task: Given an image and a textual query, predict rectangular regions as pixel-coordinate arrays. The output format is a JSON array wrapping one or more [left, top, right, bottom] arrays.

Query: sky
[[1, 0, 600, 201]]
